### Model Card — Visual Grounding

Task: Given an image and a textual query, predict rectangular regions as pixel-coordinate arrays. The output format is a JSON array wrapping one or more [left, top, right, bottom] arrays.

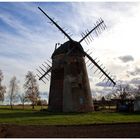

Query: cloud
[[127, 67, 140, 76], [39, 91, 49, 100], [96, 81, 112, 87], [115, 78, 140, 88], [1, 2, 140, 99], [70, 2, 140, 83], [118, 55, 134, 63], [0, 3, 62, 93], [91, 87, 113, 99], [130, 77, 140, 85]]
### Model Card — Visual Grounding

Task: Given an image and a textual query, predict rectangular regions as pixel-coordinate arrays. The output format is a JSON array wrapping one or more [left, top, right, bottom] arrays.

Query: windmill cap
[[52, 40, 85, 58]]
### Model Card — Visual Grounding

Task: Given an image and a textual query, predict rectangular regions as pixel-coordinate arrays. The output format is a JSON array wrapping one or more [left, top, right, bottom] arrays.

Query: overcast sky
[[0, 2, 140, 99]]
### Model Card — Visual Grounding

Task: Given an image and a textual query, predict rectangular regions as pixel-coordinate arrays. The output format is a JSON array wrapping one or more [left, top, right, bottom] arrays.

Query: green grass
[[0, 105, 140, 125]]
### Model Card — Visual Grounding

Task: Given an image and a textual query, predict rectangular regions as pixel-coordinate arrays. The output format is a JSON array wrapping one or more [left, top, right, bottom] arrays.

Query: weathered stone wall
[[48, 54, 64, 112], [48, 54, 94, 112]]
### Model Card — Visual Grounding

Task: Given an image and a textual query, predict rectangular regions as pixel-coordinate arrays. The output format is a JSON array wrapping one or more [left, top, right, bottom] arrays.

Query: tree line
[[0, 70, 46, 109], [105, 84, 140, 101], [1, 69, 140, 110]]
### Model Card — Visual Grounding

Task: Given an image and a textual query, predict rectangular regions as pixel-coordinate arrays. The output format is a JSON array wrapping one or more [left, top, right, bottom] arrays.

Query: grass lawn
[[0, 105, 140, 125]]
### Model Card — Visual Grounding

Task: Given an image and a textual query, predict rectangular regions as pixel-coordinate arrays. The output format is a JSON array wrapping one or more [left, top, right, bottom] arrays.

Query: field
[[0, 105, 140, 125], [0, 105, 140, 138]]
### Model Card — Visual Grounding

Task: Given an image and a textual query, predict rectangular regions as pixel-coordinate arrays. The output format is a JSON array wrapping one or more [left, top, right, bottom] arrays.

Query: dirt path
[[0, 123, 140, 138]]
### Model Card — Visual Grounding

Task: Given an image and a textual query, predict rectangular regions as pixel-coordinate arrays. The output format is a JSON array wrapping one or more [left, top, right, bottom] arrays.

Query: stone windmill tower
[[37, 7, 116, 112]]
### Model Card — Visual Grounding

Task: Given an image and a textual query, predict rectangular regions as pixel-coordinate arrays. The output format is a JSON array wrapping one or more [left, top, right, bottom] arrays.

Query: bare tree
[[135, 85, 140, 97], [24, 71, 39, 109], [19, 93, 28, 109], [0, 70, 6, 103], [101, 96, 106, 109], [9, 76, 19, 109], [111, 84, 131, 100]]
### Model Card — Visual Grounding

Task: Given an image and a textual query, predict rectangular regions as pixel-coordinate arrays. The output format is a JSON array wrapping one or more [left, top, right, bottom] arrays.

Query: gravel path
[[0, 122, 140, 138]]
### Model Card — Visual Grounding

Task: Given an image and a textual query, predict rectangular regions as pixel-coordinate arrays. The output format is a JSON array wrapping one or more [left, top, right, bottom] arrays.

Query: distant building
[[111, 99, 134, 112]]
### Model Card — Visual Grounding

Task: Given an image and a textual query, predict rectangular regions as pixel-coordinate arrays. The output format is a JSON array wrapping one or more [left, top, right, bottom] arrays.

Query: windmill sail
[[82, 50, 116, 86], [36, 59, 52, 82], [37, 7, 116, 88], [79, 18, 106, 44], [38, 7, 72, 41], [38, 67, 52, 80]]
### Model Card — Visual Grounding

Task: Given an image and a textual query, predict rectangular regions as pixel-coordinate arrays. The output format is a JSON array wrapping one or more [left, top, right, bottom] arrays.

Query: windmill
[[36, 7, 116, 112]]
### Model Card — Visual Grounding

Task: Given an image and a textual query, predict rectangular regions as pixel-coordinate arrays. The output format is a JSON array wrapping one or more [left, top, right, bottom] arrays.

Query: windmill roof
[[52, 40, 84, 58]]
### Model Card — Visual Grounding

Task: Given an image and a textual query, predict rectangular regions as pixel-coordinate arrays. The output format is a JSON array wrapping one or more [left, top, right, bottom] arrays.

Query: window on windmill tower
[[80, 97, 84, 105]]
